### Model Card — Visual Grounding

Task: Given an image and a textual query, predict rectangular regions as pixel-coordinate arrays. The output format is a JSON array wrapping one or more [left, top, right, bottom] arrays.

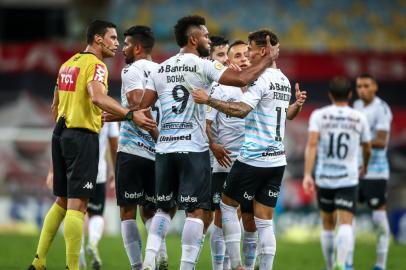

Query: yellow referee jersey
[[56, 52, 108, 133]]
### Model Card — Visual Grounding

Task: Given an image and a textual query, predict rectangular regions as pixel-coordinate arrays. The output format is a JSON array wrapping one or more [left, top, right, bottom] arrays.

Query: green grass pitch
[[0, 233, 404, 269]]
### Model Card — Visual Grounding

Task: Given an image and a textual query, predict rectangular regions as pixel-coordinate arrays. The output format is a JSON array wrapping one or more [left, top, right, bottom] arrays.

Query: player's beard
[[197, 43, 210, 57], [125, 55, 135, 64]]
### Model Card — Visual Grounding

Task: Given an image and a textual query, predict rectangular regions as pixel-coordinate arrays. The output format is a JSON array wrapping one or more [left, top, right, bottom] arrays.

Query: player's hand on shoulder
[[294, 83, 307, 107], [132, 108, 157, 131], [302, 175, 315, 195], [265, 35, 280, 62], [210, 143, 232, 167], [192, 88, 209, 104], [228, 63, 241, 72]]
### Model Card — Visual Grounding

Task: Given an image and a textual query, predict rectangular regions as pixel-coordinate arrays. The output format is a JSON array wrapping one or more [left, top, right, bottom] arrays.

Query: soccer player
[[302, 77, 372, 270], [139, 16, 278, 270], [27, 20, 156, 270], [210, 35, 229, 65], [79, 121, 119, 270], [346, 73, 392, 270], [104, 25, 167, 270], [193, 29, 307, 270], [207, 40, 256, 270]]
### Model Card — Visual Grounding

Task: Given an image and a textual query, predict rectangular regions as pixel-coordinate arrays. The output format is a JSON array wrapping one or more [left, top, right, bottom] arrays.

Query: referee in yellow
[[28, 20, 156, 270]]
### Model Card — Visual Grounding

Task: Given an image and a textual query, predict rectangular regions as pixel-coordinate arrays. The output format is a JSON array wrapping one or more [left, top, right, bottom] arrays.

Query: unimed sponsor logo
[[159, 134, 192, 142], [124, 191, 143, 199], [180, 195, 197, 203]]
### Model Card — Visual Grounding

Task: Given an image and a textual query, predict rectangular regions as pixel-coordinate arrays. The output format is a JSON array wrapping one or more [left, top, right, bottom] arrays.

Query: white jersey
[[207, 83, 245, 172], [146, 53, 227, 153], [118, 59, 161, 161], [354, 97, 392, 180], [309, 105, 371, 188], [97, 122, 119, 184], [238, 68, 291, 168]]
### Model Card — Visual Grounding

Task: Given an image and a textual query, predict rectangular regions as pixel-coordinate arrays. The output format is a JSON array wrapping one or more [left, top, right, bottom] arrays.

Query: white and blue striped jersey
[[146, 53, 227, 153], [97, 122, 119, 184], [118, 59, 160, 161], [238, 68, 291, 168], [309, 105, 371, 188], [354, 97, 392, 180], [206, 83, 245, 173]]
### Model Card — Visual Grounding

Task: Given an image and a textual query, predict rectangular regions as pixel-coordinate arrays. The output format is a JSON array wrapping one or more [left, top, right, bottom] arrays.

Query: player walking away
[[27, 20, 156, 270], [78, 122, 119, 270], [193, 29, 307, 270], [207, 40, 258, 270], [139, 16, 278, 270], [346, 74, 392, 270], [103, 25, 168, 270], [302, 77, 372, 270]]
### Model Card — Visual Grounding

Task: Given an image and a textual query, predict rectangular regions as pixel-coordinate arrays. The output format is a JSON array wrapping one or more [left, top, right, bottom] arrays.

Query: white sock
[[255, 217, 276, 270], [372, 210, 390, 269], [145, 217, 168, 260], [346, 219, 356, 267], [335, 224, 353, 266], [180, 217, 204, 270], [321, 230, 334, 270], [210, 225, 225, 270], [220, 201, 242, 268], [145, 217, 152, 233], [121, 219, 143, 269], [88, 215, 104, 246], [243, 230, 258, 270], [143, 211, 171, 269]]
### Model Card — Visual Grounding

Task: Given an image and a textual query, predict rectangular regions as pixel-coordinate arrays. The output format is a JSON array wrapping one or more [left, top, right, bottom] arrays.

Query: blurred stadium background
[[0, 0, 406, 269]]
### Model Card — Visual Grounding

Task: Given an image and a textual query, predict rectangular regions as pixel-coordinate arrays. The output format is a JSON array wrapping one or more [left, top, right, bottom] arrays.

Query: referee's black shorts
[[52, 128, 99, 199]]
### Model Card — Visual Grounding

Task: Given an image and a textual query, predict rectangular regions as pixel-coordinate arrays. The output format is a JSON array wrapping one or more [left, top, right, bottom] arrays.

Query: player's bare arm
[[206, 119, 232, 167], [360, 141, 372, 177], [192, 89, 252, 118], [303, 131, 319, 195], [138, 89, 160, 140], [103, 89, 144, 122], [287, 82, 307, 120], [218, 37, 279, 87], [88, 81, 156, 130], [371, 130, 389, 149]]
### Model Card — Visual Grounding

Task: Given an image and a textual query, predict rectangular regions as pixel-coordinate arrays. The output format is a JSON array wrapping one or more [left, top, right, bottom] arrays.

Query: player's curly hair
[[174, 15, 206, 47], [248, 29, 279, 47], [124, 25, 155, 54], [329, 76, 352, 101]]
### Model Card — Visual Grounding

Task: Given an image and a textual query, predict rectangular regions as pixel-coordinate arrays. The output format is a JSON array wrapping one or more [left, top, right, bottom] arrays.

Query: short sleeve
[[241, 79, 264, 109], [122, 65, 144, 94], [201, 59, 227, 84], [308, 110, 321, 132], [86, 62, 108, 86], [360, 114, 372, 143], [107, 122, 120, 137], [145, 67, 157, 92], [375, 102, 392, 131]]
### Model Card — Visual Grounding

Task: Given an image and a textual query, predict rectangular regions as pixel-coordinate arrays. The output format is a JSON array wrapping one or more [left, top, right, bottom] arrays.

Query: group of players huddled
[[27, 14, 392, 270]]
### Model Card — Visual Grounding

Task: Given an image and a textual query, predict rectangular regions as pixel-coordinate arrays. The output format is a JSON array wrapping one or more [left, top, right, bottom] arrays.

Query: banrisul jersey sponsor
[[146, 53, 226, 153], [238, 68, 291, 167], [309, 105, 371, 188], [206, 83, 245, 172], [118, 59, 161, 160], [354, 97, 392, 180]]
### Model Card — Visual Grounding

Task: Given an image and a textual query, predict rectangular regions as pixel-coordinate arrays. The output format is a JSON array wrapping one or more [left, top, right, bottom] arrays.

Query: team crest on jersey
[[93, 64, 106, 83], [58, 66, 80, 91], [214, 62, 224, 70]]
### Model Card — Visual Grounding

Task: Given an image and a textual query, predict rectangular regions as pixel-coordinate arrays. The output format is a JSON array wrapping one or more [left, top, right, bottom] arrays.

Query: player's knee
[[120, 206, 137, 220], [242, 213, 256, 232], [221, 194, 239, 207]]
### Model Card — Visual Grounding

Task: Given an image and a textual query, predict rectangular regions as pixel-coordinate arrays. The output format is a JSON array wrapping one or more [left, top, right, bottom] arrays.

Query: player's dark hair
[[357, 72, 377, 83], [210, 36, 229, 48], [228, 40, 247, 54], [248, 29, 278, 47], [174, 15, 206, 47], [124, 25, 155, 54], [328, 77, 352, 101], [86, 19, 116, 45]]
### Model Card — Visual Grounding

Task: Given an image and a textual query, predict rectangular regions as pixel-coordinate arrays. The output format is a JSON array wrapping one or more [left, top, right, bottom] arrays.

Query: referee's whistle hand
[[133, 108, 157, 131]]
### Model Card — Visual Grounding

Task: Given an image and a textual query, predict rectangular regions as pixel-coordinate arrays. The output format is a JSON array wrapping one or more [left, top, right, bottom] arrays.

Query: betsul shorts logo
[[156, 192, 173, 202], [243, 192, 254, 201], [124, 191, 143, 199], [180, 195, 197, 203], [268, 190, 279, 198]]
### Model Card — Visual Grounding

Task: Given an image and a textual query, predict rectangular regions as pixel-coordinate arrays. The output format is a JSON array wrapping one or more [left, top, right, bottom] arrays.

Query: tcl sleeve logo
[[58, 66, 80, 91], [93, 64, 106, 83]]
